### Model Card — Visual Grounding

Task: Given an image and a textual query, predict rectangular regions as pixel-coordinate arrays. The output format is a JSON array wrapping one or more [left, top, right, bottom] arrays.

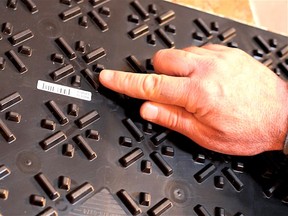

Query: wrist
[[277, 80, 288, 153], [282, 82, 288, 154], [283, 134, 288, 154], [266, 78, 288, 153]]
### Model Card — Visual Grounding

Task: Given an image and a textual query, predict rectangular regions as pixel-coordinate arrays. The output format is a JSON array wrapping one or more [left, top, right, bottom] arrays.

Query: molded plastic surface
[[0, 0, 288, 215]]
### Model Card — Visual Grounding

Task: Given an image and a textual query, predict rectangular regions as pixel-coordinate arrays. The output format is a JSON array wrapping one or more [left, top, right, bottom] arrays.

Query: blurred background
[[250, 0, 288, 35], [167, 0, 288, 36]]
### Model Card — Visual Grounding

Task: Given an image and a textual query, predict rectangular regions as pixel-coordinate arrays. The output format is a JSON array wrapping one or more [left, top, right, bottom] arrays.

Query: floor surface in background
[[168, 0, 288, 35], [167, 0, 254, 24]]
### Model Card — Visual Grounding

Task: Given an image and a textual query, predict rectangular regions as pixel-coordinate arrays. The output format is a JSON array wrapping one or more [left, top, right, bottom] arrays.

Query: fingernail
[[142, 103, 158, 120], [100, 70, 114, 83]]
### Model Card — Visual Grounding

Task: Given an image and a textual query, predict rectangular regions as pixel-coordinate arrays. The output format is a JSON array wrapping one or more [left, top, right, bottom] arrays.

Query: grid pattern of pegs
[[0, 0, 287, 215]]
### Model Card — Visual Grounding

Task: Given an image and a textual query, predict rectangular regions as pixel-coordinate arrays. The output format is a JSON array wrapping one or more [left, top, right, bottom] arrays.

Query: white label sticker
[[37, 80, 92, 101]]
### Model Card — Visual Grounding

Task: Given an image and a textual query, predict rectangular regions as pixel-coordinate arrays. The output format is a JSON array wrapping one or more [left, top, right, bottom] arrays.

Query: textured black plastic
[[0, 0, 288, 215]]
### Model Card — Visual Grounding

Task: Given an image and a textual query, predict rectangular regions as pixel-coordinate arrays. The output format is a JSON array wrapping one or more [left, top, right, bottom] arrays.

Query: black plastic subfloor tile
[[0, 0, 288, 215]]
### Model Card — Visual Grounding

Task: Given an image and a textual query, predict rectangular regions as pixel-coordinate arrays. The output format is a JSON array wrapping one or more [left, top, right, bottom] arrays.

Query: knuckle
[[203, 80, 221, 97], [123, 73, 136, 92], [191, 79, 221, 113], [201, 56, 221, 72], [203, 43, 218, 50], [204, 53, 229, 72], [204, 81, 222, 107], [214, 51, 230, 62], [141, 74, 159, 97], [153, 49, 166, 68], [183, 46, 197, 52], [167, 110, 181, 129]]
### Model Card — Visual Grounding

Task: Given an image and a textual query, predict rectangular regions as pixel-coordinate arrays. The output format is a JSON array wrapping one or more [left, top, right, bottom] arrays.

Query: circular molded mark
[[16, 151, 41, 174], [165, 180, 193, 207], [55, 198, 68, 212], [37, 18, 62, 38], [96, 166, 118, 186]]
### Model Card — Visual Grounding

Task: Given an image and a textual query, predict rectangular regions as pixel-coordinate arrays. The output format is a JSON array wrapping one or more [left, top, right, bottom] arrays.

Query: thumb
[[140, 102, 204, 141]]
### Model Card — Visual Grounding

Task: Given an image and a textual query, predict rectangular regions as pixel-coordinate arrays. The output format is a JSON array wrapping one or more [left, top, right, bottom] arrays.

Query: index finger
[[153, 49, 201, 77], [99, 70, 195, 108]]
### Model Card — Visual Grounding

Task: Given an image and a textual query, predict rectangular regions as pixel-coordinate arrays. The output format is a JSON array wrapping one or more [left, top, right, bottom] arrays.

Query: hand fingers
[[152, 45, 229, 77], [183, 44, 229, 54], [140, 101, 206, 144], [140, 102, 262, 155], [183, 46, 215, 55], [152, 49, 201, 77], [201, 43, 230, 51], [99, 70, 194, 108]]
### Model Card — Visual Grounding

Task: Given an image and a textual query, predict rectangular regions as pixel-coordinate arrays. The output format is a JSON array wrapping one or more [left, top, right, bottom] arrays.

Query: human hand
[[99, 44, 288, 156]]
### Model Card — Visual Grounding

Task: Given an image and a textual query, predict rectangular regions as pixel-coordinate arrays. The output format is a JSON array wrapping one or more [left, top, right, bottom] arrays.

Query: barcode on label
[[37, 80, 92, 101]]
